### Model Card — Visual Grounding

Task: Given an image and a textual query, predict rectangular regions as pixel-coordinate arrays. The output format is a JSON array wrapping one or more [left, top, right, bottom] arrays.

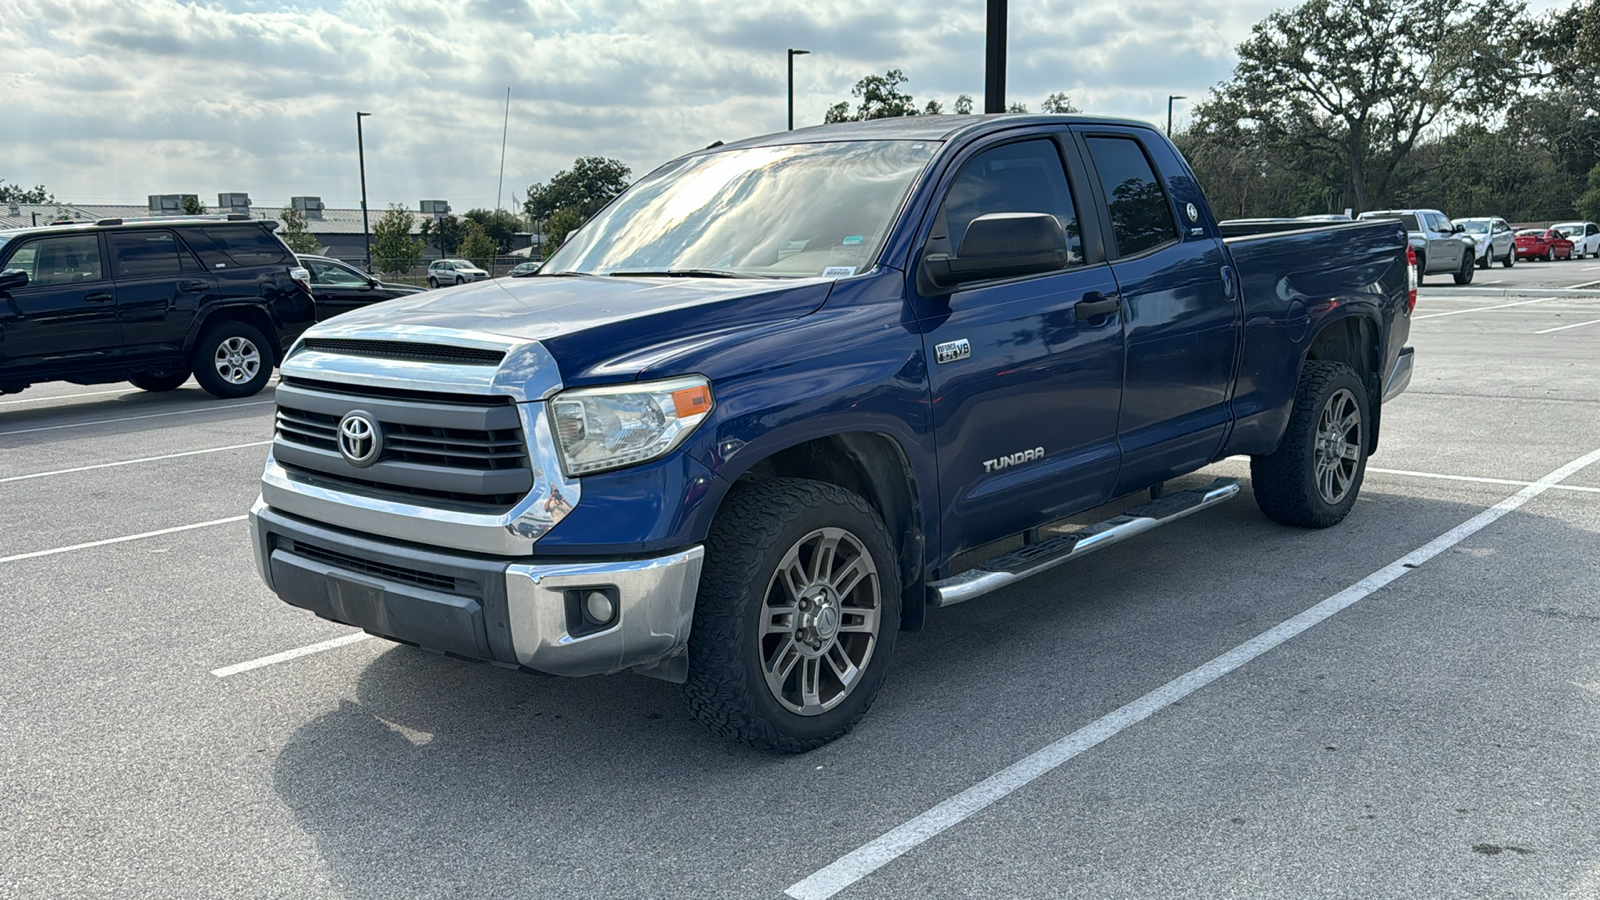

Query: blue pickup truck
[[249, 115, 1415, 751]]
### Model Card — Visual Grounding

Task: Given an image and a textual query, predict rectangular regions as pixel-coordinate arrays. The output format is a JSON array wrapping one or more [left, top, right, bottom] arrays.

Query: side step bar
[[927, 477, 1242, 608]]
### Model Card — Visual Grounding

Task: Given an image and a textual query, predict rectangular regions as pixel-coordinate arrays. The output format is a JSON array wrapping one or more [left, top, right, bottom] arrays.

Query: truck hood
[[302, 274, 836, 382]]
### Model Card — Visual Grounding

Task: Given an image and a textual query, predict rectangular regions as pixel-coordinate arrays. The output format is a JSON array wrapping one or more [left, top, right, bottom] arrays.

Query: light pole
[[787, 49, 809, 130], [985, 0, 1007, 113], [356, 111, 372, 273], [1166, 95, 1186, 137]]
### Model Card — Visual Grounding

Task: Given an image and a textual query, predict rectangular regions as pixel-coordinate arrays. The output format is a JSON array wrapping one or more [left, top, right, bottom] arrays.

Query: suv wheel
[[1250, 361, 1370, 528], [1502, 247, 1514, 268], [684, 478, 900, 753], [192, 321, 274, 399], [427, 276, 439, 288], [128, 370, 190, 392]]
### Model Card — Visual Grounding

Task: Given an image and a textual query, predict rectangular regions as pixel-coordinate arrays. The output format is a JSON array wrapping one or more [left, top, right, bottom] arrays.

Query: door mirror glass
[[0, 268, 28, 291], [923, 213, 1069, 287]]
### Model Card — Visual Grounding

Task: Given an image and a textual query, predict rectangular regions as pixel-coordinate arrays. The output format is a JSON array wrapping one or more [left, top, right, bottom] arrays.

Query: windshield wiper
[[604, 268, 749, 278]]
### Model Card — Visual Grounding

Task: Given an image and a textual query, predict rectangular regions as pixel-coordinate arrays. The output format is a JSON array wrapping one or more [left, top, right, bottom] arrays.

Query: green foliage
[[544, 208, 584, 249], [524, 157, 632, 221], [181, 195, 207, 215], [0, 180, 54, 203], [277, 206, 319, 254], [371, 203, 423, 276], [822, 74, 1070, 123], [1041, 93, 1080, 114], [458, 220, 500, 268], [463, 208, 525, 253], [1578, 163, 1600, 222], [954, 94, 974, 115], [419, 213, 464, 256]]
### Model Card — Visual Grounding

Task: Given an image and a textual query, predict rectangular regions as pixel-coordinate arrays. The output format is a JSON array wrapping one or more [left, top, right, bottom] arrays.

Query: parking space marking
[[211, 632, 372, 678], [1534, 317, 1600, 335], [784, 445, 1600, 900], [0, 400, 273, 437], [1568, 280, 1600, 290], [1413, 296, 1568, 319], [1367, 466, 1600, 494], [0, 516, 247, 565], [0, 388, 132, 407], [0, 441, 272, 484]]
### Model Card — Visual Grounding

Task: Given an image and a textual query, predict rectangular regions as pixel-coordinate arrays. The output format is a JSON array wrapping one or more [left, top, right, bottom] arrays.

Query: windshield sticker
[[823, 266, 857, 278], [842, 235, 864, 245]]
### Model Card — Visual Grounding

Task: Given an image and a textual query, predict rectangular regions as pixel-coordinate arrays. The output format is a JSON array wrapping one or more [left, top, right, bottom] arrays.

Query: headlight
[[548, 375, 714, 476]]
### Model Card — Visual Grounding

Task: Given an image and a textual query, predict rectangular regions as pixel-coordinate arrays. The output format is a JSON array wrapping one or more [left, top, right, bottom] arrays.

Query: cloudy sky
[[1, 0, 1573, 212]]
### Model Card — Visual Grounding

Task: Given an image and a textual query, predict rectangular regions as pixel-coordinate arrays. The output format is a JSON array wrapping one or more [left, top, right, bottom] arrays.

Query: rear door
[[108, 229, 215, 361], [0, 231, 120, 374], [1074, 126, 1241, 492], [912, 131, 1125, 557]]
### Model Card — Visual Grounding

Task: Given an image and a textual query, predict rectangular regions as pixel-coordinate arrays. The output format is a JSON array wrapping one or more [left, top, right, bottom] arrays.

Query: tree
[[277, 206, 319, 254], [419, 213, 465, 256], [0, 180, 54, 203], [524, 157, 632, 221], [1217, 0, 1526, 211], [1578, 162, 1600, 222], [463, 208, 525, 253], [181, 195, 207, 215], [1041, 93, 1080, 114], [824, 69, 921, 122], [371, 203, 422, 276], [954, 95, 975, 115], [459, 220, 499, 268], [544, 208, 584, 250]]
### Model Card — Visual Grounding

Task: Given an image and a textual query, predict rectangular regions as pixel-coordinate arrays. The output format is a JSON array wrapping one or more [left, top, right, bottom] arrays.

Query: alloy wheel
[[212, 336, 261, 385], [759, 527, 881, 716], [1314, 387, 1361, 505]]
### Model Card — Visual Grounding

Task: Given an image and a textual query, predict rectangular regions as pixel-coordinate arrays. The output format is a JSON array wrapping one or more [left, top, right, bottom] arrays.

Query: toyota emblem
[[337, 411, 382, 467]]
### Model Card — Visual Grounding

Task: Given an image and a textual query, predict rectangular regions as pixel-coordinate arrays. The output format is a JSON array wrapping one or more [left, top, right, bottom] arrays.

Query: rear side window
[[198, 226, 292, 266], [109, 231, 185, 278], [5, 234, 105, 287], [1083, 136, 1178, 257]]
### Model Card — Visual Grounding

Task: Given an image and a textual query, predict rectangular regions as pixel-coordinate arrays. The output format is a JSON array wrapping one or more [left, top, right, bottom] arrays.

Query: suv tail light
[[1405, 245, 1418, 313], [289, 265, 312, 295]]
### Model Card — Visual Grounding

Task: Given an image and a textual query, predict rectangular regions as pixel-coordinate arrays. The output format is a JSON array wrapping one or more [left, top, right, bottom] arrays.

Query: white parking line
[[211, 633, 372, 678], [1568, 281, 1600, 290], [0, 441, 272, 484], [784, 445, 1600, 900], [0, 388, 132, 407], [0, 400, 272, 437], [0, 516, 247, 565], [1534, 317, 1600, 335], [1412, 296, 1567, 319], [1367, 466, 1600, 494]]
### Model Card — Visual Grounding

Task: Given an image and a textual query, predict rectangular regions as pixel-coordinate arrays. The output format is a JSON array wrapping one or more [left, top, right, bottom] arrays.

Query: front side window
[[933, 138, 1082, 266], [309, 259, 366, 285], [110, 231, 184, 278], [5, 234, 104, 287], [544, 140, 936, 278], [1084, 136, 1178, 257]]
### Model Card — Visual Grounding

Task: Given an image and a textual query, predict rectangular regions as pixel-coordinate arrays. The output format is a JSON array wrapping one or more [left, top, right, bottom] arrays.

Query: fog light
[[584, 590, 616, 625]]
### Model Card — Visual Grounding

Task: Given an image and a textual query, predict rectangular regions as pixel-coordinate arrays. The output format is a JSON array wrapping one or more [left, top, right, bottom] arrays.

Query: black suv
[[0, 215, 315, 399]]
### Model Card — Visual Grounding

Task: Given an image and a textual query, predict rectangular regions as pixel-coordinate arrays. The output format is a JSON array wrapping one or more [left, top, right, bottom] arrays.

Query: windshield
[[1456, 219, 1489, 234], [543, 140, 936, 278]]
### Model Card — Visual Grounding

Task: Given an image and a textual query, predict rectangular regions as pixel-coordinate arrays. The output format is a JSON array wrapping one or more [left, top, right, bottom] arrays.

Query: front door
[[0, 232, 120, 376], [913, 134, 1125, 559], [305, 257, 377, 320]]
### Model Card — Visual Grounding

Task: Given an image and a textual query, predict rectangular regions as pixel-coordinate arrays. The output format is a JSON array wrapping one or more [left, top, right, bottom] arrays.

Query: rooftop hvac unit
[[147, 194, 196, 213], [218, 192, 252, 212], [290, 196, 325, 219], [420, 200, 451, 217]]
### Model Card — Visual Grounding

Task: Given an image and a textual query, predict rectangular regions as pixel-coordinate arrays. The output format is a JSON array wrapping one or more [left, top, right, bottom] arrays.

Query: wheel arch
[[184, 303, 283, 363], [716, 430, 928, 632], [1300, 311, 1381, 453]]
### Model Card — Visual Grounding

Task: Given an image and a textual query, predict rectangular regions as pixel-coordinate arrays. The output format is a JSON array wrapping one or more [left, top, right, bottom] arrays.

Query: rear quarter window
[[197, 226, 293, 267]]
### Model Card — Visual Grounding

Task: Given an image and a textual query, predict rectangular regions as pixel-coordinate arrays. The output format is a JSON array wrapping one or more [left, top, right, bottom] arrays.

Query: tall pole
[[787, 49, 810, 130], [495, 87, 511, 276], [1166, 95, 1186, 137], [984, 0, 1007, 113], [356, 111, 372, 273]]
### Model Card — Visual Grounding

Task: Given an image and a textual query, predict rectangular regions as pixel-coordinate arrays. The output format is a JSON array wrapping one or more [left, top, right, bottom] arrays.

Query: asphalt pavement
[[2, 257, 1598, 899]]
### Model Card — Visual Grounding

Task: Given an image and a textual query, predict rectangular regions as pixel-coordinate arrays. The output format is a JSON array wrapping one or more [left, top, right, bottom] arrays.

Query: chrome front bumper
[[250, 500, 704, 681]]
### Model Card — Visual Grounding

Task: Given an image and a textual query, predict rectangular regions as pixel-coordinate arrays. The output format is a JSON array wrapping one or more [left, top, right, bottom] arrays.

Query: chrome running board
[[927, 478, 1242, 608]]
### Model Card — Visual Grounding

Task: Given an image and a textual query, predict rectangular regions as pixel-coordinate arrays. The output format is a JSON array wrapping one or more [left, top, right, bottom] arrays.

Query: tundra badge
[[983, 447, 1044, 473], [934, 339, 971, 364]]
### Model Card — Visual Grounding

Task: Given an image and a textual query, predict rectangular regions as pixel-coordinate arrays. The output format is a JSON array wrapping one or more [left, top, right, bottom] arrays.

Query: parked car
[[299, 254, 424, 321], [250, 114, 1414, 751], [1515, 228, 1575, 261], [507, 261, 542, 277], [1357, 208, 1477, 284], [427, 258, 489, 287], [1551, 221, 1600, 258], [1452, 216, 1516, 269], [0, 214, 313, 398]]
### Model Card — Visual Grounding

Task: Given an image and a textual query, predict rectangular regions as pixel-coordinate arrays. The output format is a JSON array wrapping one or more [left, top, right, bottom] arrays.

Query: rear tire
[[1250, 361, 1370, 529], [427, 277, 439, 288], [1452, 251, 1474, 284], [683, 478, 900, 753], [191, 321, 274, 399], [128, 371, 189, 392]]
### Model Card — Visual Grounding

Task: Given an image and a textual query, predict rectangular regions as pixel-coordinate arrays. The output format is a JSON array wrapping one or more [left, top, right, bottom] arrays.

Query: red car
[[1515, 228, 1575, 261]]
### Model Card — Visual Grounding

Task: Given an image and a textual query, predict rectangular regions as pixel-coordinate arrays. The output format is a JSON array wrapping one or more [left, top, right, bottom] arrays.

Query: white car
[[1453, 217, 1516, 269], [427, 258, 489, 287], [1551, 221, 1600, 259]]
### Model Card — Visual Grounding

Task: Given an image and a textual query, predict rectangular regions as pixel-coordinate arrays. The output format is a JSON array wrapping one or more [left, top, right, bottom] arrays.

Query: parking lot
[[3, 257, 1599, 899]]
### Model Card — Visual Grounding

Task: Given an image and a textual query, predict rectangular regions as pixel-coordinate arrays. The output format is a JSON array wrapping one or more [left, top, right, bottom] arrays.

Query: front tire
[[1250, 361, 1370, 528], [128, 370, 189, 392], [1502, 247, 1514, 268], [191, 321, 273, 399], [1452, 251, 1474, 284], [683, 478, 901, 753], [1547, 247, 1556, 261]]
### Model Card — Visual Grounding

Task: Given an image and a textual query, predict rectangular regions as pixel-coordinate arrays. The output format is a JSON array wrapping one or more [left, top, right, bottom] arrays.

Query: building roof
[[0, 202, 430, 235]]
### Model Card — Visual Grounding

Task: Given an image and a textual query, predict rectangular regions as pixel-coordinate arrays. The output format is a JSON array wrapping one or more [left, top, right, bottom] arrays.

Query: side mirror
[[1452, 223, 1466, 233], [364, 277, 379, 290], [922, 213, 1069, 290], [0, 268, 27, 291]]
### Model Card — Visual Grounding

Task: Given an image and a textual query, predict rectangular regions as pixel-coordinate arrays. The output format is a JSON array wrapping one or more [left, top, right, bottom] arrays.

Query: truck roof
[[708, 113, 1162, 155]]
